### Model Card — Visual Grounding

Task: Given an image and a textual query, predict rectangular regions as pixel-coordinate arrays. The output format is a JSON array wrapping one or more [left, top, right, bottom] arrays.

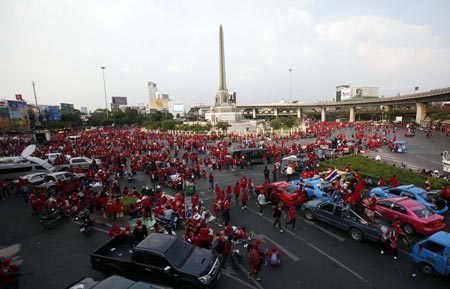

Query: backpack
[[270, 252, 278, 264]]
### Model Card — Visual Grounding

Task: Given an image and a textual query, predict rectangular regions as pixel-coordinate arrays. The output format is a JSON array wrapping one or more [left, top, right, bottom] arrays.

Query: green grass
[[320, 154, 450, 190]]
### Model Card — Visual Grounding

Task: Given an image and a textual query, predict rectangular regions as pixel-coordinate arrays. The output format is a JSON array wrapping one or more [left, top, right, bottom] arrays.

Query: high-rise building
[[148, 82, 158, 100], [80, 107, 88, 114]]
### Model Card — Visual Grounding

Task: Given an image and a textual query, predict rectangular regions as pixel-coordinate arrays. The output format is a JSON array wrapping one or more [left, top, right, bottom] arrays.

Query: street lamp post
[[289, 68, 292, 102], [101, 66, 108, 117]]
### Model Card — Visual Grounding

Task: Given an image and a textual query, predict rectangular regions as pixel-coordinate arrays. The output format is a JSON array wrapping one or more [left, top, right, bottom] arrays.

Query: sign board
[[60, 103, 74, 115], [7, 100, 30, 130], [184, 196, 192, 211]]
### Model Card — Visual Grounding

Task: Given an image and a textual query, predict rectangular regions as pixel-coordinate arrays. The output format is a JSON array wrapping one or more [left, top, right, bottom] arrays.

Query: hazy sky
[[1, 0, 449, 112]]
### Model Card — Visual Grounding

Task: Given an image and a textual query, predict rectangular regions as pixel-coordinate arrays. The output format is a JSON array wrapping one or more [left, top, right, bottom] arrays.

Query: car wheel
[[419, 262, 435, 276], [304, 209, 314, 220], [349, 228, 363, 242], [402, 223, 415, 235]]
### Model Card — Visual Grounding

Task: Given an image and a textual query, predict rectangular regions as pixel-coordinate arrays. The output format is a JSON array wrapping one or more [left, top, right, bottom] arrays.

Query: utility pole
[[32, 80, 40, 129], [289, 69, 292, 102], [101, 66, 109, 117]]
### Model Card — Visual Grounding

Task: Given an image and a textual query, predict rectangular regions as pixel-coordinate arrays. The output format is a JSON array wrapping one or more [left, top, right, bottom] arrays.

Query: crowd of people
[[0, 120, 448, 285]]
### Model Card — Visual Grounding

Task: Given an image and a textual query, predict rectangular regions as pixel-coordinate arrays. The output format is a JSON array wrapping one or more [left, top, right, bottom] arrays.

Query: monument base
[[205, 111, 242, 123]]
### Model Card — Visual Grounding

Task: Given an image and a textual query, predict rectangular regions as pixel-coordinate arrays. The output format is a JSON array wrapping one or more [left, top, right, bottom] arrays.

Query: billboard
[[8, 100, 30, 130], [48, 106, 61, 121], [173, 104, 184, 113], [60, 103, 74, 115], [150, 98, 169, 110], [112, 96, 127, 105], [341, 88, 352, 100], [0, 99, 11, 131]]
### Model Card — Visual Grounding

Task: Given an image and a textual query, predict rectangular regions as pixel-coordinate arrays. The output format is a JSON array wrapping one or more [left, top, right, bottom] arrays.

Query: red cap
[[136, 219, 142, 225]]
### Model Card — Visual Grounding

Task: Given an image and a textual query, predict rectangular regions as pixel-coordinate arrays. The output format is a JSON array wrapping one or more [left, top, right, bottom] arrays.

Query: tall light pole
[[101, 66, 109, 117], [289, 68, 292, 102]]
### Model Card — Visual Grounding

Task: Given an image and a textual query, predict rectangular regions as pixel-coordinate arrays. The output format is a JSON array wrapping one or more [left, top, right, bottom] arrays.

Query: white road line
[[257, 234, 300, 262], [237, 263, 265, 289], [222, 270, 259, 289], [307, 242, 368, 283], [302, 219, 346, 242], [247, 207, 368, 284]]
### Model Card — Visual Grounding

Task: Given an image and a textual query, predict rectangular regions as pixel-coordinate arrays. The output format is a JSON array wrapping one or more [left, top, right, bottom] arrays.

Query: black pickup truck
[[90, 234, 221, 289]]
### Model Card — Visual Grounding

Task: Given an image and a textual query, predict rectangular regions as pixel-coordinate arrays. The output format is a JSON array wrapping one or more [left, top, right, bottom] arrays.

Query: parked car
[[39, 172, 85, 193], [291, 178, 333, 200], [301, 199, 386, 242], [369, 185, 448, 215], [13, 172, 47, 187], [231, 148, 272, 166], [90, 234, 221, 289], [255, 181, 308, 207], [363, 197, 447, 235], [66, 275, 167, 289], [69, 157, 102, 170], [411, 231, 450, 277]]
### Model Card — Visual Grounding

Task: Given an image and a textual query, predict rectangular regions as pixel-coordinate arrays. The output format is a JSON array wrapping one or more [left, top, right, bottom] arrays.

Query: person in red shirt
[[440, 184, 450, 203], [367, 194, 377, 222], [241, 189, 248, 210], [0, 258, 21, 288], [377, 176, 386, 187], [108, 223, 122, 238], [285, 206, 297, 230], [248, 243, 262, 281], [233, 182, 240, 205], [390, 175, 399, 187], [267, 245, 281, 267]]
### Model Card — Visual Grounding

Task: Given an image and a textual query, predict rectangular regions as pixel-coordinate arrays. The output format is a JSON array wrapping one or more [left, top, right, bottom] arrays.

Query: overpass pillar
[[349, 106, 356, 123], [321, 107, 326, 122], [274, 108, 278, 117], [252, 108, 256, 119], [297, 108, 302, 119], [415, 102, 427, 124]]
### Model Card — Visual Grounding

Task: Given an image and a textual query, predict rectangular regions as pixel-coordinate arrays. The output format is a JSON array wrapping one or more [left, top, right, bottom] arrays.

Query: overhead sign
[[60, 103, 74, 115], [8, 100, 30, 130]]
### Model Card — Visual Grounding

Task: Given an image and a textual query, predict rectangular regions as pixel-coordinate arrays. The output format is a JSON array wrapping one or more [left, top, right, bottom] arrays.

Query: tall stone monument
[[205, 25, 242, 123]]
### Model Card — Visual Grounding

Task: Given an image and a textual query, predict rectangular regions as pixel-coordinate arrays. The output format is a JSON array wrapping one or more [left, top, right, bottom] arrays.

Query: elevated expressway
[[189, 87, 450, 123]]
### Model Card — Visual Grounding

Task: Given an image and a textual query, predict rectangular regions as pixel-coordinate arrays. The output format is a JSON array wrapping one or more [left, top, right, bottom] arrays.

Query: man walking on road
[[272, 203, 284, 233], [257, 192, 266, 216], [285, 205, 297, 230]]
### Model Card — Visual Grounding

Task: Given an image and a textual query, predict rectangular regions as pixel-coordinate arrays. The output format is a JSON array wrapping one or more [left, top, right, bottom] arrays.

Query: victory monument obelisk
[[205, 25, 242, 123]]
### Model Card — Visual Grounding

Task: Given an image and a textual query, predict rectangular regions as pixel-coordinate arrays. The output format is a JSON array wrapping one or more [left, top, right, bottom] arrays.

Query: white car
[[69, 157, 102, 170], [14, 172, 47, 186]]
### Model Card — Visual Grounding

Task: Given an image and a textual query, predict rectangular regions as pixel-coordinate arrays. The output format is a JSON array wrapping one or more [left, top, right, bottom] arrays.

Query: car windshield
[[284, 185, 298, 195], [412, 206, 434, 218], [319, 183, 334, 193], [166, 238, 194, 268]]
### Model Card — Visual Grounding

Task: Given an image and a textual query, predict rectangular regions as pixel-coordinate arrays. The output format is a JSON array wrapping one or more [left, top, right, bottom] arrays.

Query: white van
[[0, 157, 55, 181], [67, 135, 81, 141]]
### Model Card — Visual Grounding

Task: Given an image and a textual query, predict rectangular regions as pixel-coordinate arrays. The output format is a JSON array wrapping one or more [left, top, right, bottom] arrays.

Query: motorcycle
[[155, 213, 184, 234], [40, 208, 65, 230], [76, 209, 93, 236]]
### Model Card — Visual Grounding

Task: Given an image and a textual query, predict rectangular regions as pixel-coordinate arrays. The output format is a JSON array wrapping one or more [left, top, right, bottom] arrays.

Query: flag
[[324, 168, 339, 182]]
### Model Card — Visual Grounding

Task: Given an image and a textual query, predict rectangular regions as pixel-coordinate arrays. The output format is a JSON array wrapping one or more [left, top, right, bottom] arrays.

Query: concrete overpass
[[189, 87, 450, 123]]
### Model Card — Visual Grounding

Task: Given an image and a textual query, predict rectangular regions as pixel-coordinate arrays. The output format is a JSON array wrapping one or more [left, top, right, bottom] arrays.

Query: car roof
[[135, 233, 177, 253], [382, 197, 424, 208], [428, 231, 450, 247], [397, 185, 426, 194]]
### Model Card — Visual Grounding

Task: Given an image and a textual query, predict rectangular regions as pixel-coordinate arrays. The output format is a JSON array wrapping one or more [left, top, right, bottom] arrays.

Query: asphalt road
[[1, 128, 449, 289]]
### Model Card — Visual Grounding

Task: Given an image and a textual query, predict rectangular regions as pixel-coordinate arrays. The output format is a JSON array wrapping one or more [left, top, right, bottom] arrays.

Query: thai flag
[[324, 168, 339, 182]]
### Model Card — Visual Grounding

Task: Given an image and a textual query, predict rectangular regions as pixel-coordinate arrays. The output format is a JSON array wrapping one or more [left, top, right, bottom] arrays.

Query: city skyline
[[1, 0, 449, 112]]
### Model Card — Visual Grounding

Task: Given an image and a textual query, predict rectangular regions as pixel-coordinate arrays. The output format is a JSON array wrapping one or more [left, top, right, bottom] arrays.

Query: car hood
[[179, 247, 215, 276], [302, 199, 323, 209]]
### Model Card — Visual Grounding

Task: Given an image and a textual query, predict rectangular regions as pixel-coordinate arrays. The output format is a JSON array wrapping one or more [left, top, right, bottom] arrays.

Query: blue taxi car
[[369, 185, 448, 215], [411, 231, 450, 277], [291, 178, 333, 200]]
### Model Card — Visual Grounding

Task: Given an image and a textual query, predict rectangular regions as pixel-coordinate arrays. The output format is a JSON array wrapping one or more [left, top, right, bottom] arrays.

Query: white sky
[[1, 0, 449, 112]]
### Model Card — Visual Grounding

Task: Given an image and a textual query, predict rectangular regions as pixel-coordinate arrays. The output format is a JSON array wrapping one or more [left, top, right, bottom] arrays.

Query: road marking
[[247, 207, 368, 284], [307, 242, 368, 283], [236, 263, 265, 289], [222, 270, 259, 289], [256, 234, 300, 262], [303, 219, 346, 242]]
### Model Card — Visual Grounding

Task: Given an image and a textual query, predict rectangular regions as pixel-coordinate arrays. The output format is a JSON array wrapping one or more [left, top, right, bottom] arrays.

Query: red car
[[364, 197, 447, 236], [255, 181, 307, 207]]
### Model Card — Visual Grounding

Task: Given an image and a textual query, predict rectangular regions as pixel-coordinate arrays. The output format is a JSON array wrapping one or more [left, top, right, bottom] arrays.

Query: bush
[[121, 196, 138, 213], [320, 154, 450, 189]]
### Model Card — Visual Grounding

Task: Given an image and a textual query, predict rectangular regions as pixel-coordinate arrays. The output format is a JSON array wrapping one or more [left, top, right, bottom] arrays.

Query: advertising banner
[[48, 106, 61, 121], [7, 100, 30, 130], [0, 99, 11, 132]]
